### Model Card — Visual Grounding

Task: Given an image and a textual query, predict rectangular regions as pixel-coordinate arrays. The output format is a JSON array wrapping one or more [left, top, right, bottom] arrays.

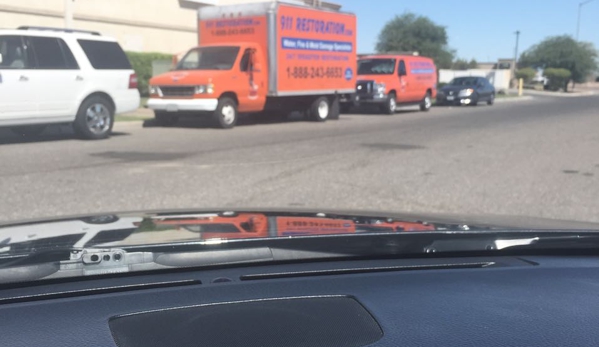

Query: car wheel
[[155, 111, 179, 126], [10, 125, 46, 137], [487, 93, 495, 106], [420, 92, 432, 112], [310, 96, 330, 122], [74, 96, 114, 140], [213, 97, 238, 129], [329, 96, 340, 120]]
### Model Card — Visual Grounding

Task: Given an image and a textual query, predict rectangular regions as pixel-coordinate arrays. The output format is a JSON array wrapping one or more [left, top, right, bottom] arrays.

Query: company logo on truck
[[344, 68, 353, 81]]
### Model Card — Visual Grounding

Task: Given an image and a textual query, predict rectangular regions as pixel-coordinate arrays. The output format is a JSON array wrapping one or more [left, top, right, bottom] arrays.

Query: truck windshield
[[176, 46, 240, 71], [358, 59, 397, 75]]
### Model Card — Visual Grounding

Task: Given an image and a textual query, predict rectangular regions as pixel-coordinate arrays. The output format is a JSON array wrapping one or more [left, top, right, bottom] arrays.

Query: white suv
[[0, 27, 140, 139]]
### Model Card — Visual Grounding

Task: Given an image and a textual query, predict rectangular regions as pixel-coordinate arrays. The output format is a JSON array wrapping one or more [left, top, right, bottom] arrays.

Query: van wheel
[[420, 92, 432, 111], [74, 96, 114, 140], [310, 97, 330, 122], [10, 125, 46, 137], [381, 93, 397, 114], [329, 96, 340, 120], [213, 97, 238, 129], [155, 111, 179, 126]]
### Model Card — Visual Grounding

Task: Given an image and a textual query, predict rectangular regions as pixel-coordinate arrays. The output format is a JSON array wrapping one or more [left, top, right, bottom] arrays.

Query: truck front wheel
[[214, 97, 238, 129], [310, 96, 330, 122]]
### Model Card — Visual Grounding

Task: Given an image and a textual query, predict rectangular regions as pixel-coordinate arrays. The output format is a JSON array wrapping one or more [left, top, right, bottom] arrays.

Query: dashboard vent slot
[[241, 262, 494, 281]]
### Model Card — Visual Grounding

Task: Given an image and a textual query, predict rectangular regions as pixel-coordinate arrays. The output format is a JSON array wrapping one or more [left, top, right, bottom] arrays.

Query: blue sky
[[340, 0, 599, 62]]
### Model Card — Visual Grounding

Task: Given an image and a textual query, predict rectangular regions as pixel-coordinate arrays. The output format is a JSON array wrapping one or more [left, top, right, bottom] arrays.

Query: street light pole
[[577, 0, 597, 40], [514, 30, 520, 69]]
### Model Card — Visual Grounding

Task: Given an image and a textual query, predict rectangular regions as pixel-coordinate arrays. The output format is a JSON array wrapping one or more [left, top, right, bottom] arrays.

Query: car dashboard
[[1, 255, 598, 347]]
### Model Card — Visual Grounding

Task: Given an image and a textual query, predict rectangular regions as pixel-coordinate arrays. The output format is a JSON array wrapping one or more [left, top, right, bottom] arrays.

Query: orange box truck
[[147, 2, 357, 128]]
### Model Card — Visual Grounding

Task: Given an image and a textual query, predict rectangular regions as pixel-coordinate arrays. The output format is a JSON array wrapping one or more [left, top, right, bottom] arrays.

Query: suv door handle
[[76, 75, 84, 81], [19, 75, 29, 82]]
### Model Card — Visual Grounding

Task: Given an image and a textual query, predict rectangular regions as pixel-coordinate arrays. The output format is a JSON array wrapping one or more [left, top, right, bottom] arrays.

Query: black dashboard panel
[[2, 256, 599, 347]]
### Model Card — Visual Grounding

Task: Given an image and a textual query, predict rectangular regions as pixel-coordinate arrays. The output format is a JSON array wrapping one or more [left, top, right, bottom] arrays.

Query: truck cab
[[347, 54, 437, 114], [147, 43, 267, 129]]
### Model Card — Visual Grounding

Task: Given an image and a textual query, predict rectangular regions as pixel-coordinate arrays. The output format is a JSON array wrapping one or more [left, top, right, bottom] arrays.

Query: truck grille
[[356, 80, 373, 95], [159, 86, 195, 97]]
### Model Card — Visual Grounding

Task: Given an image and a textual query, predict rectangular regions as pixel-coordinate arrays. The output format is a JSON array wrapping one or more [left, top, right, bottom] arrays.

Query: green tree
[[468, 59, 478, 69], [376, 13, 455, 69], [519, 35, 598, 90], [515, 67, 537, 83], [544, 68, 572, 91], [452, 58, 478, 70]]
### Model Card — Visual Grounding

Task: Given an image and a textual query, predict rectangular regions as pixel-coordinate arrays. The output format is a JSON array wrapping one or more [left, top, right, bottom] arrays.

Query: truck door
[[237, 47, 266, 113]]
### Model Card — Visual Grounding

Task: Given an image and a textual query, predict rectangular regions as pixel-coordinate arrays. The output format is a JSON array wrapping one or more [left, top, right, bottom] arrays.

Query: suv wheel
[[74, 96, 114, 140]]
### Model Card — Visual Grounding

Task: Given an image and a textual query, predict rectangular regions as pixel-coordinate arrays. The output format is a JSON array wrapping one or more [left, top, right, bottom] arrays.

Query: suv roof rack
[[17, 26, 101, 36], [358, 51, 420, 57]]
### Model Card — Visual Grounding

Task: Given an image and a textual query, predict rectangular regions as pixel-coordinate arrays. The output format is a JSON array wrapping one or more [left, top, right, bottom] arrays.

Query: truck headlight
[[374, 83, 386, 94], [195, 84, 215, 95], [458, 88, 474, 97], [149, 85, 160, 95]]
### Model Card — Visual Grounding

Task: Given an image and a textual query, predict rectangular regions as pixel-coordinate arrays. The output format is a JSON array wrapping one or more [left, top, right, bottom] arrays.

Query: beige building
[[0, 0, 341, 55]]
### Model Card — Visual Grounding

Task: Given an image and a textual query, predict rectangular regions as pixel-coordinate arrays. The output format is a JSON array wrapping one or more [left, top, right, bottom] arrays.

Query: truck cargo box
[[198, 2, 357, 97]]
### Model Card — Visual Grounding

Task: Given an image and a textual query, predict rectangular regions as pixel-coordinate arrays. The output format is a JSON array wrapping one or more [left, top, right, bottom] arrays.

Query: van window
[[78, 40, 131, 70], [0, 36, 29, 69], [29, 37, 78, 70], [398, 60, 407, 76], [357, 59, 396, 75]]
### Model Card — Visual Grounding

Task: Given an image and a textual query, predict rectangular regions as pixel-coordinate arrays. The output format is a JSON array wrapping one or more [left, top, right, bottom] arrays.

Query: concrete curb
[[512, 89, 597, 98], [495, 96, 534, 103]]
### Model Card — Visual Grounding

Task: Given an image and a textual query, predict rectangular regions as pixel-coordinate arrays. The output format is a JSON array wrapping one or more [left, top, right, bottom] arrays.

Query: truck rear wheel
[[309, 97, 330, 122], [213, 97, 238, 129], [329, 96, 340, 120]]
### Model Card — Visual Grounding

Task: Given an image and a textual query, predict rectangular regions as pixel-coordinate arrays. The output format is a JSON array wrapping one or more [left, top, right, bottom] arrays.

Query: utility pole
[[577, 0, 597, 40], [513, 30, 520, 69], [64, 0, 74, 28]]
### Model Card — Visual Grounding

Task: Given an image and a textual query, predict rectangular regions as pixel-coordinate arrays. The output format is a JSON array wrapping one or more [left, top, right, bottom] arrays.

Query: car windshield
[[449, 77, 479, 86], [1, 1, 599, 285], [358, 59, 397, 75], [176, 46, 240, 71]]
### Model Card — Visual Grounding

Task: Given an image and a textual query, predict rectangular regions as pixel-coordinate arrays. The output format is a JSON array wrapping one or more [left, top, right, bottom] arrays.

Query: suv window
[[78, 40, 131, 70], [0, 36, 29, 69], [29, 36, 78, 70]]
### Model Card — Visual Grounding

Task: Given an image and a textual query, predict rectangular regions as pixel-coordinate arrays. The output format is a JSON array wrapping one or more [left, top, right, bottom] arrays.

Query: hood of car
[[2, 208, 599, 252]]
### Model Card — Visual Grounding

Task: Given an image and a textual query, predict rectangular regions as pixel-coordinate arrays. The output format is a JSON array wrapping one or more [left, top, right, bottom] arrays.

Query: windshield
[[448, 77, 479, 86], [358, 59, 397, 75], [1, 0, 599, 285], [176, 46, 240, 71]]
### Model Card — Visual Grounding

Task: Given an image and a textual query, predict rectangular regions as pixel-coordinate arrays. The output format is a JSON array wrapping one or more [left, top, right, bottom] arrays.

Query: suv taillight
[[129, 73, 138, 89]]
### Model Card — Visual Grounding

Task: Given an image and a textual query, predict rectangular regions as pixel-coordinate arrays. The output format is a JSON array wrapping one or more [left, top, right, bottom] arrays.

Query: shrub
[[515, 67, 537, 83], [126, 52, 173, 96], [544, 68, 572, 91]]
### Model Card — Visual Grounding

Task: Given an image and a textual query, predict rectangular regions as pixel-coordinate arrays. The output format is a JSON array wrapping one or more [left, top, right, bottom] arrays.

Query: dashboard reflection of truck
[[149, 213, 435, 240]]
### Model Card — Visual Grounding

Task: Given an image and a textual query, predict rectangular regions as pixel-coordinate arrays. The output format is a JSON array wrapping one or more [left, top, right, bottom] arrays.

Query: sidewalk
[[513, 88, 597, 98]]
